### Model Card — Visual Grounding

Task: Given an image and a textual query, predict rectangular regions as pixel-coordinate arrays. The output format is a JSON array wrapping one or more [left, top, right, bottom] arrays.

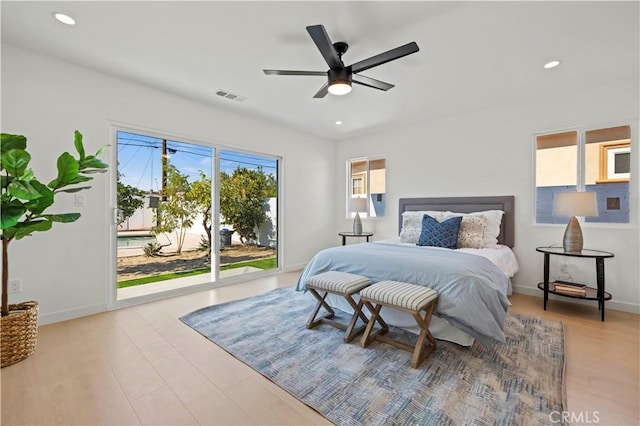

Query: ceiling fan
[[263, 25, 419, 98]]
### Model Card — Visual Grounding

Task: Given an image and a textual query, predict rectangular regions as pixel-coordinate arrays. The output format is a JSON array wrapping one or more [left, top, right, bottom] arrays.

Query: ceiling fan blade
[[313, 82, 329, 98], [350, 42, 419, 74], [352, 74, 395, 91], [264, 70, 326, 76], [306, 25, 343, 69]]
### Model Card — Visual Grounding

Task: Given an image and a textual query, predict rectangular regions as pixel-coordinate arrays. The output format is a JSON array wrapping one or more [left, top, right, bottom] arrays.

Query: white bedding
[[379, 237, 519, 279], [325, 240, 519, 346]]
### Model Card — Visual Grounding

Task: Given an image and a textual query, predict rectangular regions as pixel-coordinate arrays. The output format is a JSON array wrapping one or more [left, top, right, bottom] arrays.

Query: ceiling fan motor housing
[[328, 67, 352, 85], [333, 41, 349, 57]]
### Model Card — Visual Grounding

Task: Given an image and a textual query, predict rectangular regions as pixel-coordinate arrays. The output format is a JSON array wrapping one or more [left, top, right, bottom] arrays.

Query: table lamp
[[351, 198, 367, 234], [554, 191, 598, 252]]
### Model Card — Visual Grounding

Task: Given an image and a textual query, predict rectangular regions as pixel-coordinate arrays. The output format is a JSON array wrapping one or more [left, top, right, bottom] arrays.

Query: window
[[598, 142, 630, 182], [115, 129, 280, 303], [351, 171, 366, 195], [535, 125, 631, 224], [347, 158, 386, 218]]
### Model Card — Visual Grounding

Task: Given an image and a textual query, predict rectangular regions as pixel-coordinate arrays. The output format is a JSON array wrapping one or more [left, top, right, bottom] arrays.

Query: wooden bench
[[306, 271, 384, 343], [359, 280, 438, 368]]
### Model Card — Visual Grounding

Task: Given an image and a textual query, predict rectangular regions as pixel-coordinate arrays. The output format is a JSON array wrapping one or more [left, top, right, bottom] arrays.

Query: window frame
[[110, 123, 284, 310], [346, 156, 386, 219], [350, 172, 367, 196], [598, 141, 631, 183]]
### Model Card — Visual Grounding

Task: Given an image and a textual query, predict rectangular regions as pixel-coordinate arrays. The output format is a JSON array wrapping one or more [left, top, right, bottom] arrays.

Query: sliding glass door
[[114, 129, 279, 301], [218, 150, 278, 279]]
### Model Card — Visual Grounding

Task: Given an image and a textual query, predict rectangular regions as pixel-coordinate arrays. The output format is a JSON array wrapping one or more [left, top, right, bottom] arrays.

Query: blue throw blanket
[[296, 242, 511, 344]]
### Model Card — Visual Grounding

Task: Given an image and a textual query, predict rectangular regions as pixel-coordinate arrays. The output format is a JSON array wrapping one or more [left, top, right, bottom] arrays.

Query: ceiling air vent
[[216, 89, 247, 103]]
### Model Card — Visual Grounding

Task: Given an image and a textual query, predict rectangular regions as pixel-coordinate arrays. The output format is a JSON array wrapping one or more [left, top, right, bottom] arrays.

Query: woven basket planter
[[1, 301, 38, 368]]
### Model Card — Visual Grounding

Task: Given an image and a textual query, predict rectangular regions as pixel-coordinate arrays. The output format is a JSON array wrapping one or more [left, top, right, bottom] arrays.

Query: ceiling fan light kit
[[328, 82, 352, 96], [264, 24, 419, 98], [327, 67, 352, 95]]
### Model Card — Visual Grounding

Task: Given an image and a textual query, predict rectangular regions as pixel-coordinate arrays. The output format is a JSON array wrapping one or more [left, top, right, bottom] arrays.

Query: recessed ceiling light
[[53, 12, 76, 26], [335, 121, 343, 125], [544, 60, 560, 69]]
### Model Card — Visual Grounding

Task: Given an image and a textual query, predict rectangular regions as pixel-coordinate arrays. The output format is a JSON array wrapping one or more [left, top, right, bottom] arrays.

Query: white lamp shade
[[350, 197, 367, 213], [554, 191, 598, 217]]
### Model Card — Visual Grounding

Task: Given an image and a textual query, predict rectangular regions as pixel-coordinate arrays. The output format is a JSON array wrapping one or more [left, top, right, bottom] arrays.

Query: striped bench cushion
[[360, 280, 437, 311], [306, 271, 371, 294]]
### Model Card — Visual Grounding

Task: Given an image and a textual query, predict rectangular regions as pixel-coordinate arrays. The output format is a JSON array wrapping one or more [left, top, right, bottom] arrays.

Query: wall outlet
[[9, 279, 22, 294], [75, 194, 86, 207]]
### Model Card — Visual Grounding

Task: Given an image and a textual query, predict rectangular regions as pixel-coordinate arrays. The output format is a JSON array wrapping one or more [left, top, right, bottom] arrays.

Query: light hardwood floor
[[1, 272, 638, 425]]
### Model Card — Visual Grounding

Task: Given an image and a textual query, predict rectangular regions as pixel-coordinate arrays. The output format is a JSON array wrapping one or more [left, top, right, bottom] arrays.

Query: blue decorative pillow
[[417, 214, 462, 249]]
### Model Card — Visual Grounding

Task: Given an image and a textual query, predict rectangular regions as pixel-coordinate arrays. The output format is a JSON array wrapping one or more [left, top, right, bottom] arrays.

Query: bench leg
[[410, 302, 437, 368], [344, 294, 371, 325], [307, 289, 373, 343], [306, 288, 335, 329], [362, 300, 389, 330], [359, 299, 438, 369], [342, 298, 366, 343], [359, 301, 389, 348]]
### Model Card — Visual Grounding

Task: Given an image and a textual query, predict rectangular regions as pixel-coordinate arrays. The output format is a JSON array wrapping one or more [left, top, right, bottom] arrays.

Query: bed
[[295, 195, 518, 346]]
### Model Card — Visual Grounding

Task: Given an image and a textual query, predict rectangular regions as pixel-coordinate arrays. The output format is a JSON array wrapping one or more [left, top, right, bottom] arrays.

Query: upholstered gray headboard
[[398, 196, 515, 247]]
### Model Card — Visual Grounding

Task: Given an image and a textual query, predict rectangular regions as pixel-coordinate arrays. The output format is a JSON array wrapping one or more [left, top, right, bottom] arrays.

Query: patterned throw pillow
[[443, 210, 504, 248], [417, 215, 462, 249], [457, 215, 487, 249], [399, 211, 446, 244]]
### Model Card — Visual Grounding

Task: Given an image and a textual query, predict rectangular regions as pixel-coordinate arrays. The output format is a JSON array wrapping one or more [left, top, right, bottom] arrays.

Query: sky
[[117, 131, 277, 191]]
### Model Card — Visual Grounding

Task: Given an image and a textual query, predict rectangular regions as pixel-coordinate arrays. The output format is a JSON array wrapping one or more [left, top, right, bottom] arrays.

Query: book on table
[[554, 287, 586, 295], [553, 280, 587, 289], [552, 281, 587, 295]]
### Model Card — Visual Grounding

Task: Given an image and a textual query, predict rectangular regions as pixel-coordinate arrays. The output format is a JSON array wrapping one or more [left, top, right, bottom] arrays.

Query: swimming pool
[[117, 235, 157, 248]]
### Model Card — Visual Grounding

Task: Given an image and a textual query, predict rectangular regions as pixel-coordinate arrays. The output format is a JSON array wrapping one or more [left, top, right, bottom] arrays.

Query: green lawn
[[117, 257, 277, 288]]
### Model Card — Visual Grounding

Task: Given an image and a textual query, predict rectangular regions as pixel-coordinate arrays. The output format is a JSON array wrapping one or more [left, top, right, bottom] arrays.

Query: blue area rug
[[180, 287, 565, 425]]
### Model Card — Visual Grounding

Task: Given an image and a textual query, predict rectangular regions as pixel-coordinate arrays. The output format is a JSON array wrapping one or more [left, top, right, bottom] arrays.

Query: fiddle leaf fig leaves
[[74, 130, 86, 160], [1, 130, 108, 241], [0, 134, 26, 156], [1, 149, 31, 177]]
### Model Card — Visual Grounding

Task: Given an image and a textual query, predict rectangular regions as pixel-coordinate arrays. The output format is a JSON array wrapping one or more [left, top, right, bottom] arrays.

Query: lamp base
[[562, 216, 584, 252], [353, 212, 362, 235]]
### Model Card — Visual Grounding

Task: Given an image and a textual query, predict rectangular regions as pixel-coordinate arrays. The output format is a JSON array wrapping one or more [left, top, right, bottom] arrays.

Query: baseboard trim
[[37, 267, 307, 326], [512, 285, 640, 314], [283, 262, 306, 273], [38, 303, 108, 326]]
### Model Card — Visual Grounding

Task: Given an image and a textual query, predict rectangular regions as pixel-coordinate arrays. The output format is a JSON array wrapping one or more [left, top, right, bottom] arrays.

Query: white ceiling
[[2, 1, 638, 141]]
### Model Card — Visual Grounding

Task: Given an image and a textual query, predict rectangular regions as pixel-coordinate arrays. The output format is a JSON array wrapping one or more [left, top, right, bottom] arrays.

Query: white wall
[[1, 44, 336, 323], [336, 77, 640, 313], [3, 42, 637, 323]]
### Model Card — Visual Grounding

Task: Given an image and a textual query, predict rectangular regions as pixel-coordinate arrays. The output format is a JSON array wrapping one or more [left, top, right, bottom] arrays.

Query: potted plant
[[0, 131, 108, 367]]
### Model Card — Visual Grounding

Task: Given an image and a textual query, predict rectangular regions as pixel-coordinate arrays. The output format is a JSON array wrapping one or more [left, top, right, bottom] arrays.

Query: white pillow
[[443, 210, 504, 248], [457, 215, 486, 249], [399, 211, 446, 244]]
